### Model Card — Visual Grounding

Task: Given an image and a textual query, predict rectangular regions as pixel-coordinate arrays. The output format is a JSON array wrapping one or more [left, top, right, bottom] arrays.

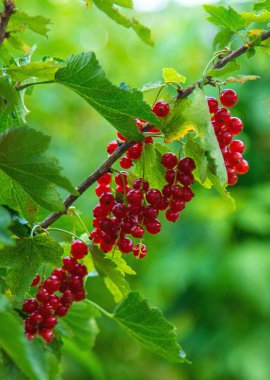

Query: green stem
[[48, 227, 86, 243], [69, 207, 90, 236], [15, 79, 55, 91], [86, 299, 114, 319]]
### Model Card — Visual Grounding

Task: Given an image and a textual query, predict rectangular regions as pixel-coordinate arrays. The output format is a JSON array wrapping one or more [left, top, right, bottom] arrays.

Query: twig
[[0, 0, 15, 47], [39, 29, 270, 229]]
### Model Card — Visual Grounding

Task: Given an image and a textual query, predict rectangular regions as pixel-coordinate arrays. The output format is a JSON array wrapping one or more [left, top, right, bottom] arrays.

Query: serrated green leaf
[[213, 28, 234, 49], [208, 172, 236, 210], [141, 81, 164, 93], [90, 244, 130, 302], [6, 61, 65, 82], [241, 11, 270, 24], [207, 61, 240, 78], [55, 52, 159, 141], [0, 207, 13, 248], [107, 250, 136, 276], [0, 126, 77, 214], [203, 5, 245, 32], [113, 292, 188, 363], [226, 75, 260, 84], [0, 235, 63, 298], [185, 135, 210, 187], [254, 0, 270, 11], [59, 300, 100, 351], [92, 0, 153, 46], [162, 68, 186, 84], [8, 11, 51, 37]]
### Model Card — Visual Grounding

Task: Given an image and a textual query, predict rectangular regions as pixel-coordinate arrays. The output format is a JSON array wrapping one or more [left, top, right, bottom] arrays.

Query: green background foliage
[[1, 0, 270, 379]]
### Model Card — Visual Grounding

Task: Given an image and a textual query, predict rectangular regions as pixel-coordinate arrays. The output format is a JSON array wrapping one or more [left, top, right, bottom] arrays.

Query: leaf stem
[[68, 207, 90, 236], [15, 80, 55, 91], [47, 227, 87, 243], [86, 299, 114, 319]]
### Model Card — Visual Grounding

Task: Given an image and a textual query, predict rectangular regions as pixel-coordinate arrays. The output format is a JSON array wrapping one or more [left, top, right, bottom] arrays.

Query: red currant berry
[[227, 117, 243, 135], [178, 157, 196, 173], [61, 290, 73, 305], [43, 315, 58, 329], [120, 156, 133, 169], [158, 197, 169, 211], [23, 299, 38, 314], [177, 172, 194, 187], [133, 178, 149, 192], [127, 189, 143, 205], [207, 97, 219, 114], [71, 240, 88, 259], [165, 170, 176, 185], [126, 143, 143, 160], [220, 89, 238, 108], [39, 304, 54, 317], [36, 288, 50, 303], [171, 185, 184, 199], [97, 173, 112, 186], [161, 153, 178, 169], [165, 209, 179, 222], [43, 276, 60, 294], [170, 199, 185, 212], [72, 263, 88, 277], [73, 289, 87, 302], [118, 237, 133, 254], [99, 192, 115, 209], [100, 241, 113, 253], [29, 311, 43, 325], [228, 152, 243, 166], [95, 184, 111, 197], [227, 167, 238, 186], [235, 159, 249, 175], [115, 171, 128, 187], [152, 100, 170, 117], [146, 189, 162, 207], [162, 184, 172, 198], [107, 140, 118, 155], [112, 203, 128, 218], [217, 131, 233, 146], [133, 243, 147, 259], [182, 187, 194, 202], [145, 220, 161, 234], [51, 268, 67, 282], [56, 305, 69, 317], [229, 140, 245, 153], [31, 274, 40, 287], [144, 205, 159, 220], [93, 204, 109, 218], [131, 225, 145, 238], [214, 108, 231, 125], [24, 318, 37, 334], [38, 328, 54, 343], [67, 275, 84, 292], [62, 256, 77, 272]]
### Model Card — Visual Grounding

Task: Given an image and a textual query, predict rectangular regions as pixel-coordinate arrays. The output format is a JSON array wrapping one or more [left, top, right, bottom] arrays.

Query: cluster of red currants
[[106, 100, 170, 169], [22, 240, 88, 343], [90, 153, 195, 258], [208, 89, 249, 186]]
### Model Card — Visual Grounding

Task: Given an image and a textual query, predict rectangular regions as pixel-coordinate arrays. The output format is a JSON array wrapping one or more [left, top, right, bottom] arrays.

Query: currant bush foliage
[[0, 0, 269, 378]]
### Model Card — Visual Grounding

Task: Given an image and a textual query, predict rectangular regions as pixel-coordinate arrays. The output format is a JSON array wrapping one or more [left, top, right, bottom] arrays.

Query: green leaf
[[8, 11, 51, 37], [113, 0, 133, 8], [113, 292, 188, 363], [206, 61, 241, 78], [185, 135, 210, 187], [55, 52, 159, 141], [0, 295, 55, 380], [0, 235, 63, 298], [91, 1, 153, 46], [141, 81, 164, 93], [254, 0, 270, 11], [162, 68, 186, 84], [107, 250, 136, 276], [226, 75, 260, 84], [90, 244, 130, 302], [59, 300, 100, 351], [203, 5, 245, 32], [0, 207, 13, 248], [213, 28, 234, 49], [0, 126, 77, 214], [208, 172, 236, 210], [6, 61, 65, 82], [241, 11, 270, 24]]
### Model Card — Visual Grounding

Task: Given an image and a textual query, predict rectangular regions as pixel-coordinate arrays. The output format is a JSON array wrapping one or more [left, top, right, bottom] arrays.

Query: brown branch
[[39, 28, 270, 230], [0, 0, 15, 46]]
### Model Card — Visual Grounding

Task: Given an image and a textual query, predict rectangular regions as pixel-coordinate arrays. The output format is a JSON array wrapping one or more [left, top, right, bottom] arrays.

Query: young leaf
[[89, 244, 131, 302], [226, 75, 260, 84], [0, 235, 63, 298], [254, 0, 270, 11], [6, 61, 65, 82], [162, 68, 186, 84], [241, 11, 270, 24], [113, 292, 188, 363], [59, 300, 100, 351], [8, 11, 51, 37], [107, 250, 136, 276], [141, 81, 164, 93], [185, 135, 210, 187], [203, 5, 245, 32], [0, 207, 13, 248], [0, 126, 77, 214], [55, 52, 159, 141], [213, 28, 234, 49], [91, 0, 153, 46], [206, 61, 240, 78]]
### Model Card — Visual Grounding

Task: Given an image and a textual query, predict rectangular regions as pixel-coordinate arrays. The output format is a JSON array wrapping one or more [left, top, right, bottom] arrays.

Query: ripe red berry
[[170, 199, 185, 212], [56, 305, 69, 317], [120, 156, 133, 169], [171, 184, 184, 199], [214, 108, 231, 125], [227, 117, 243, 135], [235, 159, 249, 175], [220, 89, 238, 108], [72, 263, 88, 277], [133, 243, 147, 259], [161, 153, 178, 169], [112, 203, 128, 218], [118, 237, 133, 254], [95, 184, 111, 197], [165, 209, 179, 222], [29, 311, 44, 325], [178, 157, 196, 173], [31, 274, 40, 287], [43, 275, 60, 293], [99, 192, 115, 209], [115, 171, 128, 186], [165, 169, 176, 185], [97, 173, 112, 186], [43, 315, 58, 329], [36, 288, 50, 303], [39, 303, 54, 317], [158, 197, 169, 211], [38, 328, 54, 343], [229, 140, 245, 153], [71, 240, 88, 259], [127, 189, 143, 205], [152, 100, 170, 117], [227, 167, 238, 186], [51, 268, 67, 282], [93, 204, 109, 218], [23, 299, 38, 314], [24, 318, 37, 333], [61, 290, 73, 305], [207, 97, 219, 114], [133, 178, 149, 192], [107, 140, 118, 155], [146, 189, 162, 206], [131, 225, 145, 238], [143, 205, 159, 220], [177, 172, 194, 187], [145, 220, 161, 234], [62, 256, 77, 272], [228, 152, 243, 166], [162, 184, 172, 198], [100, 241, 113, 253], [67, 275, 84, 292], [182, 187, 194, 202], [126, 143, 142, 160], [73, 289, 87, 302]]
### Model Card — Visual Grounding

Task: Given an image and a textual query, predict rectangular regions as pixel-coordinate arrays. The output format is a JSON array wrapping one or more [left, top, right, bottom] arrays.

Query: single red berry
[[39, 303, 54, 318], [227, 117, 243, 135], [43, 275, 60, 293], [165, 169, 176, 185], [146, 189, 162, 207], [133, 178, 149, 192], [131, 225, 145, 238], [56, 305, 69, 317], [158, 197, 169, 211], [115, 171, 128, 187], [48, 294, 60, 310], [120, 156, 133, 169], [214, 108, 231, 125], [161, 153, 178, 169], [182, 187, 194, 202], [61, 290, 73, 306], [171, 184, 184, 200], [38, 328, 54, 343], [220, 89, 238, 108], [73, 289, 87, 302], [71, 263, 88, 277], [228, 152, 243, 166], [118, 237, 133, 254], [93, 204, 109, 218], [100, 241, 113, 253], [162, 184, 172, 198], [67, 275, 84, 292], [59, 282, 68, 293], [24, 318, 37, 334], [29, 311, 43, 325], [227, 167, 238, 186], [217, 131, 233, 146], [95, 184, 111, 197], [235, 159, 249, 175], [152, 100, 170, 117], [23, 299, 38, 314], [97, 173, 112, 186], [71, 240, 88, 260], [145, 220, 161, 234], [177, 172, 194, 187], [165, 209, 179, 222], [107, 140, 118, 155], [207, 97, 219, 114], [133, 243, 147, 259], [112, 203, 128, 218], [178, 157, 196, 173], [99, 192, 115, 209], [99, 218, 114, 233], [62, 256, 77, 272], [143, 205, 159, 220], [126, 142, 143, 160], [51, 268, 67, 282], [36, 288, 50, 303], [229, 140, 245, 153], [128, 203, 143, 216], [31, 274, 40, 287], [145, 136, 153, 144], [170, 199, 185, 212], [43, 315, 58, 329], [127, 189, 143, 205]]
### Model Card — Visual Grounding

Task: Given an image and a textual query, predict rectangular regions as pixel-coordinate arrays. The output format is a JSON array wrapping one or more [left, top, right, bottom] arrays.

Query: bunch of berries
[[23, 240, 88, 343], [90, 153, 195, 259], [208, 89, 249, 186], [106, 100, 170, 169]]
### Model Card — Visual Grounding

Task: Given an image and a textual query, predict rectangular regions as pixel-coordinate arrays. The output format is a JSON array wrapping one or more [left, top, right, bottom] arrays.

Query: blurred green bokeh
[[14, 0, 270, 379]]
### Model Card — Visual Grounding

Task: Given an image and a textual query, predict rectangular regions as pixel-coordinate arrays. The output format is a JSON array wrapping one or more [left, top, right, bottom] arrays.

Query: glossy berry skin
[[112, 203, 128, 218], [145, 220, 161, 234], [162, 184, 172, 198], [165, 209, 179, 222], [23, 299, 38, 314], [178, 157, 196, 173], [43, 315, 58, 329], [95, 184, 111, 197], [133, 178, 149, 192], [38, 328, 54, 343], [118, 237, 133, 254], [131, 226, 145, 238], [152, 100, 170, 117], [31, 274, 40, 287], [144, 205, 159, 220], [71, 240, 88, 259], [62, 256, 77, 272], [126, 189, 143, 205], [51, 268, 67, 282], [170, 199, 185, 212], [43, 276, 60, 293], [133, 243, 147, 259], [214, 108, 231, 125], [161, 153, 178, 169], [36, 288, 50, 303], [165, 170, 176, 185], [227, 167, 238, 186], [228, 152, 243, 166], [115, 171, 128, 186], [229, 140, 245, 153], [71, 263, 88, 278], [55, 305, 69, 317], [73, 289, 86, 302], [177, 172, 194, 187], [97, 173, 111, 185], [207, 97, 219, 114], [120, 156, 132, 169], [99, 192, 115, 210], [146, 189, 162, 207], [67, 275, 84, 292], [107, 140, 118, 155], [227, 117, 243, 135], [61, 290, 73, 305], [235, 159, 249, 175], [220, 89, 238, 108]]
